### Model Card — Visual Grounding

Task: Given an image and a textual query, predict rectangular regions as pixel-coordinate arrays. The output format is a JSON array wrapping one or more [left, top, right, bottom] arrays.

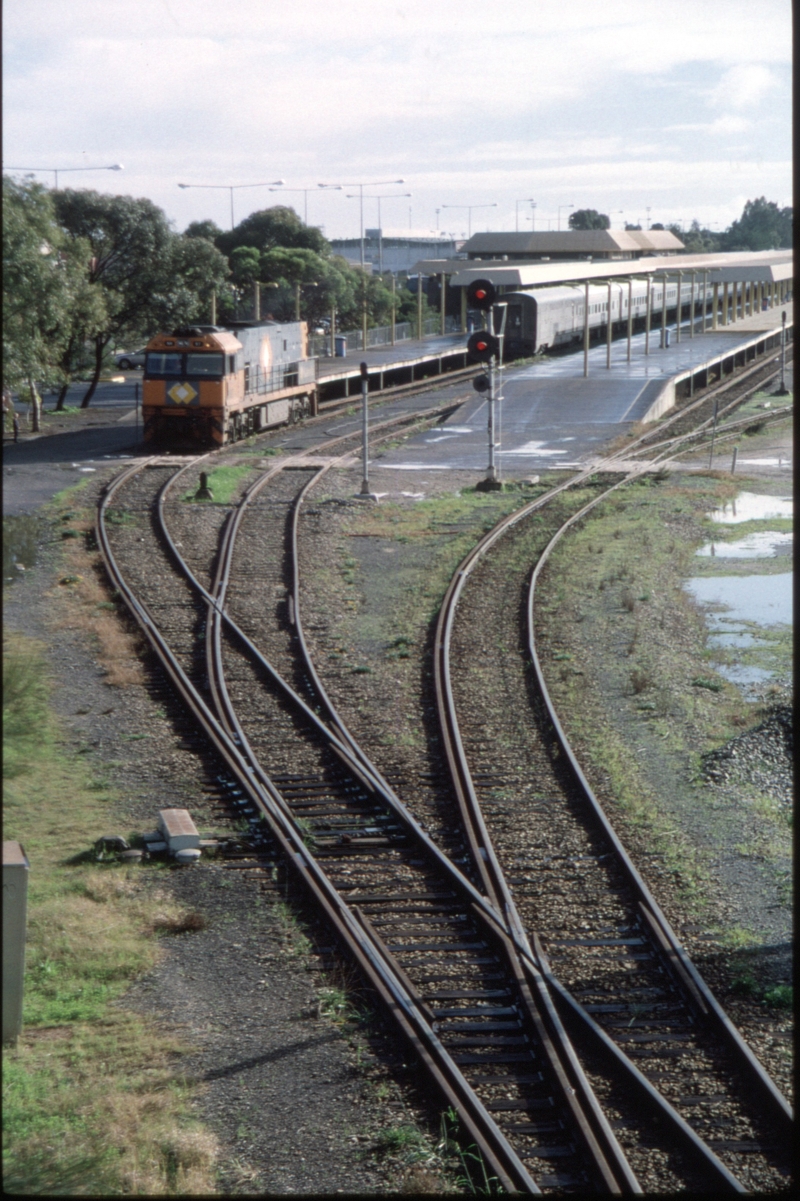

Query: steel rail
[[189, 440, 630, 1190], [150, 423, 593, 1193], [144, 439, 636, 1192], [524, 466, 794, 1138], [286, 434, 764, 1189], [625, 400, 793, 461], [283, 471, 638, 1194], [428, 381, 793, 1187], [622, 349, 790, 456], [199, 343, 783, 1186], [98, 462, 543, 1196]]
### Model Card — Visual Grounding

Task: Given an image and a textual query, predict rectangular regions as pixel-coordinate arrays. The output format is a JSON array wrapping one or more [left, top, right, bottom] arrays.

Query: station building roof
[[459, 228, 685, 260], [412, 249, 793, 288]]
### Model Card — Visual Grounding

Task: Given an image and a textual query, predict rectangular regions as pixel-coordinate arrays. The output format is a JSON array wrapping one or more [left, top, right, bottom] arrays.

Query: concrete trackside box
[[3, 840, 29, 1044]]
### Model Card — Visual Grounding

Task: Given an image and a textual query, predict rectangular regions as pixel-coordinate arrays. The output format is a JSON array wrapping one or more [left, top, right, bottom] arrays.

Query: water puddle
[[684, 573, 792, 626], [684, 572, 792, 694], [696, 531, 793, 558], [3, 515, 44, 584], [708, 492, 793, 524]]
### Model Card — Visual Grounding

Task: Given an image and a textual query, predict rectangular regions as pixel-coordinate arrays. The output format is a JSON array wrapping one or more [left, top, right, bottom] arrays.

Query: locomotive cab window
[[145, 352, 183, 376], [186, 353, 224, 377], [228, 355, 236, 374]]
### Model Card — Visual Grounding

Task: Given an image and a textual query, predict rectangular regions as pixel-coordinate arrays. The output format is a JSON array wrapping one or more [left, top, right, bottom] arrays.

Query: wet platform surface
[[376, 312, 790, 476], [317, 332, 466, 380]]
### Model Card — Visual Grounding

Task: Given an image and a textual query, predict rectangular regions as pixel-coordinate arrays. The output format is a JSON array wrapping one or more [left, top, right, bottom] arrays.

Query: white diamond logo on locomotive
[[167, 381, 199, 406]]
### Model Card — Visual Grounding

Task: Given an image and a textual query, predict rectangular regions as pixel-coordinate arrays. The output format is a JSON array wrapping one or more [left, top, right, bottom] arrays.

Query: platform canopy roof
[[412, 249, 793, 288], [460, 228, 685, 258]]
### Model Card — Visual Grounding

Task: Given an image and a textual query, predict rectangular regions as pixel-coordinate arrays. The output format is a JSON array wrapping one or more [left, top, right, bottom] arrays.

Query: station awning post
[[391, 275, 396, 347], [661, 276, 668, 347], [583, 280, 590, 376]]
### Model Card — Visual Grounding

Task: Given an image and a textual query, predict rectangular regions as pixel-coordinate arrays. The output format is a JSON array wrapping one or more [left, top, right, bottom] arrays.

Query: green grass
[[2, 630, 218, 1194], [182, 463, 255, 504]]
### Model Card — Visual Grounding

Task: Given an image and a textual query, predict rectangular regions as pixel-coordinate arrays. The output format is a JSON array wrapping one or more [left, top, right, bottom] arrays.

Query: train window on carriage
[[186, 353, 224, 377], [145, 352, 183, 376]]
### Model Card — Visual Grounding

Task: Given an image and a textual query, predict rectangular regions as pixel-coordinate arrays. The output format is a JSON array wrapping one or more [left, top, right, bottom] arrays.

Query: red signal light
[[466, 278, 497, 311], [467, 331, 500, 362]]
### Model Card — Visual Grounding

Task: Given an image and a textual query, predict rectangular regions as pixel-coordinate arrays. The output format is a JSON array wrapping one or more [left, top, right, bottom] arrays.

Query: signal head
[[466, 278, 496, 310], [467, 331, 500, 363], [472, 372, 490, 393]]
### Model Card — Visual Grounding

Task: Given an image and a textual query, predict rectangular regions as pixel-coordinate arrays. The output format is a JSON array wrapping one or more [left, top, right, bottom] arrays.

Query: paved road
[[10, 376, 144, 412], [3, 410, 144, 516]]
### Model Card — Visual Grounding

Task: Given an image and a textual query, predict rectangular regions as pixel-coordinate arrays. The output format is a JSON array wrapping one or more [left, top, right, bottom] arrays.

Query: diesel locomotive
[[142, 319, 318, 446], [498, 276, 729, 359]]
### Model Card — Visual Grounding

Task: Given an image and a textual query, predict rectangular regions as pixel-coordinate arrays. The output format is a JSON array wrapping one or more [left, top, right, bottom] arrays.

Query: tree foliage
[[569, 209, 610, 231], [53, 189, 229, 405], [3, 177, 107, 415], [720, 197, 792, 251], [216, 206, 329, 258]]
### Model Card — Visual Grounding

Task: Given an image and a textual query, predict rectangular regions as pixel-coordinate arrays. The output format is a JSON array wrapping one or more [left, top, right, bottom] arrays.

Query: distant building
[[329, 231, 460, 275], [460, 229, 685, 262]]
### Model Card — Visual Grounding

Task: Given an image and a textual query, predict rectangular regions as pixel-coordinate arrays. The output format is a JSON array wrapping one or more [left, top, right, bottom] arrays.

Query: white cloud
[[2, 0, 792, 236], [710, 63, 781, 110]]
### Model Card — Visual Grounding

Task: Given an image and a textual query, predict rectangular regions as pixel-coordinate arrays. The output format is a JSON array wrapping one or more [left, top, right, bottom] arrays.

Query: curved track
[[96, 356, 792, 1192]]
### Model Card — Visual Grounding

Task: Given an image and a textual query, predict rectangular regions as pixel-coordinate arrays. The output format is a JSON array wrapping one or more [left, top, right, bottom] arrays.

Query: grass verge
[[2, 628, 218, 1194]]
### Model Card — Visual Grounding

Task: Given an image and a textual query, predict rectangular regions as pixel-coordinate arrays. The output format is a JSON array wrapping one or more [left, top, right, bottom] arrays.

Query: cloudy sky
[[3, 0, 792, 240]]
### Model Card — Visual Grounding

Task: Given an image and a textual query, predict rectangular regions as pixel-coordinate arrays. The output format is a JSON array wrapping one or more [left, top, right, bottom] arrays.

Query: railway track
[[99, 413, 636, 1192], [97, 357, 792, 1191]]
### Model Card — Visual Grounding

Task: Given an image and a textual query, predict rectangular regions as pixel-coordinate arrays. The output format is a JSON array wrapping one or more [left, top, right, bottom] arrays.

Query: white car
[[114, 348, 147, 370]]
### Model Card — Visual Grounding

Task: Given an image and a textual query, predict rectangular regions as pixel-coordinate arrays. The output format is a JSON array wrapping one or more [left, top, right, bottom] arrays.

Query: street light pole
[[178, 180, 285, 229], [346, 192, 411, 275], [319, 177, 405, 271], [558, 204, 575, 231], [515, 197, 535, 232], [441, 203, 498, 238], [269, 187, 315, 223], [6, 163, 124, 189]]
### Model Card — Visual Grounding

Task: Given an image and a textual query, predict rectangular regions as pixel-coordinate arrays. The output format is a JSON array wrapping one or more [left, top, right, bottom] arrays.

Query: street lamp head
[[109, 164, 124, 171], [177, 183, 190, 189]]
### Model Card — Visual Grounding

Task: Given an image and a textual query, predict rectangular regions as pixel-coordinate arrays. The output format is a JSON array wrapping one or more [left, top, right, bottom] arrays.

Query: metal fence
[[245, 358, 317, 394], [308, 315, 460, 358]]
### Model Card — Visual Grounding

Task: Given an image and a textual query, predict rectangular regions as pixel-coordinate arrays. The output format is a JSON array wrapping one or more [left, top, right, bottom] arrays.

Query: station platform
[[374, 309, 792, 476], [317, 331, 467, 399]]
